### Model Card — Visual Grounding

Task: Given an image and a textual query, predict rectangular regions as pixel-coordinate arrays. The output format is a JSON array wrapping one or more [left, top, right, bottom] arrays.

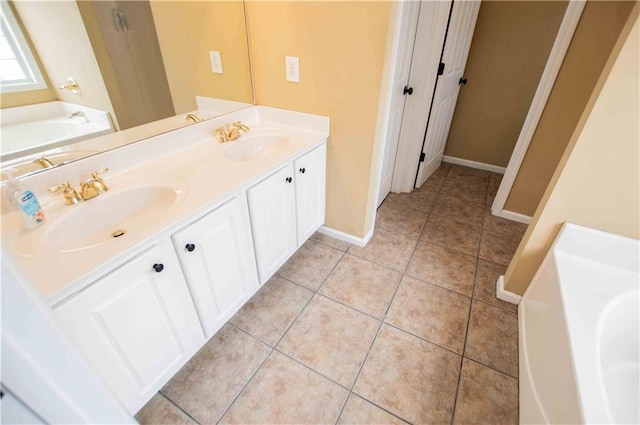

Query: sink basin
[[46, 185, 180, 252], [9, 174, 188, 255], [223, 129, 289, 161]]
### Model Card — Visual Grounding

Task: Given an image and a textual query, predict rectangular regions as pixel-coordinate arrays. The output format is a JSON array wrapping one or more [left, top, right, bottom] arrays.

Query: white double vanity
[[2, 106, 329, 413]]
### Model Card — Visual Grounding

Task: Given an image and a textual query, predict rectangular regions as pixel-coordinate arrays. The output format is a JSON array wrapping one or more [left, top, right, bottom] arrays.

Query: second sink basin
[[223, 129, 289, 161]]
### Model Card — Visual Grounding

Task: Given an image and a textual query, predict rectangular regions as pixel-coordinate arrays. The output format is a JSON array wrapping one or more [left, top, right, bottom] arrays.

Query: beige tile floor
[[136, 164, 525, 425]]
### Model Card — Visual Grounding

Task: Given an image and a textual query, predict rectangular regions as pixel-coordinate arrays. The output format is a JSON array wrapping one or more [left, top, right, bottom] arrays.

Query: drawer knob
[[299, 167, 306, 174], [286, 177, 293, 183], [185, 243, 196, 252], [153, 263, 164, 273]]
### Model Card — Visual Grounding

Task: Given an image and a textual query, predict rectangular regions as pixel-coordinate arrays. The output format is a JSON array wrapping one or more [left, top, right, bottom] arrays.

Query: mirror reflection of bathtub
[[0, 101, 114, 166]]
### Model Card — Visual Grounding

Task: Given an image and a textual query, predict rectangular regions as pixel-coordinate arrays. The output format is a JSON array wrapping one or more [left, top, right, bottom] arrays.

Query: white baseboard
[[498, 210, 531, 224], [317, 225, 373, 248], [442, 155, 507, 174], [498, 209, 532, 225], [496, 275, 522, 305]]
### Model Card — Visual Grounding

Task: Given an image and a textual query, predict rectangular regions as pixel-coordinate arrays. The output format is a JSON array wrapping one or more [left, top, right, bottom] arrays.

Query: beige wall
[[0, 1, 56, 109], [11, 1, 117, 125], [505, 1, 635, 216], [444, 1, 567, 167], [504, 7, 639, 295], [247, 1, 390, 238], [150, 0, 253, 114]]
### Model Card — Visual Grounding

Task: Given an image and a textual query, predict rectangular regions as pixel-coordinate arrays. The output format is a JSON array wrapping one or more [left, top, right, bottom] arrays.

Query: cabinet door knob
[[185, 243, 196, 252], [286, 177, 293, 183], [299, 167, 306, 174], [153, 263, 164, 273]]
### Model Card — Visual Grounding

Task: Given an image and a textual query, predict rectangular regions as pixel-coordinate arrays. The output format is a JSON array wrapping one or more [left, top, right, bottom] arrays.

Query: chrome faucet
[[68, 111, 86, 119], [33, 157, 55, 169], [185, 113, 202, 123], [215, 121, 250, 143]]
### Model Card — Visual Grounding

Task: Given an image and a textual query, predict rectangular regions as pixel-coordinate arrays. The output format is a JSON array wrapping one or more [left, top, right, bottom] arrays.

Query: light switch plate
[[209, 51, 223, 74], [285, 56, 299, 83]]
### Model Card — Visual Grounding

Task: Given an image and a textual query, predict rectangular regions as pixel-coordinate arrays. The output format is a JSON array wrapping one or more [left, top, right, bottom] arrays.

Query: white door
[[172, 196, 259, 338], [247, 164, 297, 284], [53, 241, 205, 413], [415, 1, 481, 187], [377, 1, 421, 206], [390, 0, 451, 193], [294, 144, 327, 244]]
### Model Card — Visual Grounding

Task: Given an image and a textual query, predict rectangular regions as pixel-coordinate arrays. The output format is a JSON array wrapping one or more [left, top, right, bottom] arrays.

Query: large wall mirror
[[0, 0, 253, 179]]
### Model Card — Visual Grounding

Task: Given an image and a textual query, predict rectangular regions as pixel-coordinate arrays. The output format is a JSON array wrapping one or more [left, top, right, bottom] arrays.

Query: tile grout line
[[334, 165, 455, 424], [309, 236, 352, 253], [463, 356, 520, 381], [472, 297, 518, 316], [381, 322, 465, 358], [449, 172, 491, 425], [214, 344, 275, 424], [335, 209, 433, 425], [214, 248, 349, 424], [314, 291, 386, 323], [227, 321, 274, 349], [157, 391, 203, 425], [214, 281, 321, 424], [272, 348, 353, 391]]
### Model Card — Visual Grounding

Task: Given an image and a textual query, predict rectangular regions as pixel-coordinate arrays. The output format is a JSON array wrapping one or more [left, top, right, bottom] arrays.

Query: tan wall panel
[[150, 0, 253, 114], [444, 1, 567, 167], [504, 1, 635, 216], [504, 7, 639, 295], [247, 1, 390, 237], [1, 88, 55, 109]]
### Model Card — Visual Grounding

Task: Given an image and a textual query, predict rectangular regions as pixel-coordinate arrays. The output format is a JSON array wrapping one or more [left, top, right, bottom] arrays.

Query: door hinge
[[420, 152, 426, 162], [438, 62, 445, 76]]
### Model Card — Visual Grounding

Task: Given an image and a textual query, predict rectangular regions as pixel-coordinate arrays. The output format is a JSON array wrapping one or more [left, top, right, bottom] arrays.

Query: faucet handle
[[91, 167, 109, 179], [49, 182, 82, 205], [89, 168, 110, 193], [49, 181, 72, 193], [233, 121, 250, 131], [215, 126, 230, 143]]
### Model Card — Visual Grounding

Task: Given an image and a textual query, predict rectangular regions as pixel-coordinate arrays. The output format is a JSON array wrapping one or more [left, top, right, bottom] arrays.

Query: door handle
[[403, 86, 413, 95]]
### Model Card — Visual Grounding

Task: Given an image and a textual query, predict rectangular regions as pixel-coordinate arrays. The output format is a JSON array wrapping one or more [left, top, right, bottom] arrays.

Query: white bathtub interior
[[0, 101, 113, 161], [519, 223, 639, 424]]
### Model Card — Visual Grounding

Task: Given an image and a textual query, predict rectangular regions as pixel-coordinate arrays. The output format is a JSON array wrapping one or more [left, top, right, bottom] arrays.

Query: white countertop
[[2, 106, 329, 305]]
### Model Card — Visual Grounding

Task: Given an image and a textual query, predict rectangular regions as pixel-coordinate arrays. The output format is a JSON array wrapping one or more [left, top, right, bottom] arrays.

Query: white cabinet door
[[53, 241, 204, 413], [248, 164, 297, 283], [172, 196, 259, 338], [294, 145, 326, 246]]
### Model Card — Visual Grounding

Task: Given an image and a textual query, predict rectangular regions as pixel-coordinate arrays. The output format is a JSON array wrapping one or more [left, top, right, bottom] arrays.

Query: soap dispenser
[[5, 171, 46, 229]]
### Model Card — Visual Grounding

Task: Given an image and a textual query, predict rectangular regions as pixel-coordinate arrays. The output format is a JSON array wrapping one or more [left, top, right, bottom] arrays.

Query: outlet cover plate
[[285, 56, 299, 83], [210, 51, 223, 74]]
